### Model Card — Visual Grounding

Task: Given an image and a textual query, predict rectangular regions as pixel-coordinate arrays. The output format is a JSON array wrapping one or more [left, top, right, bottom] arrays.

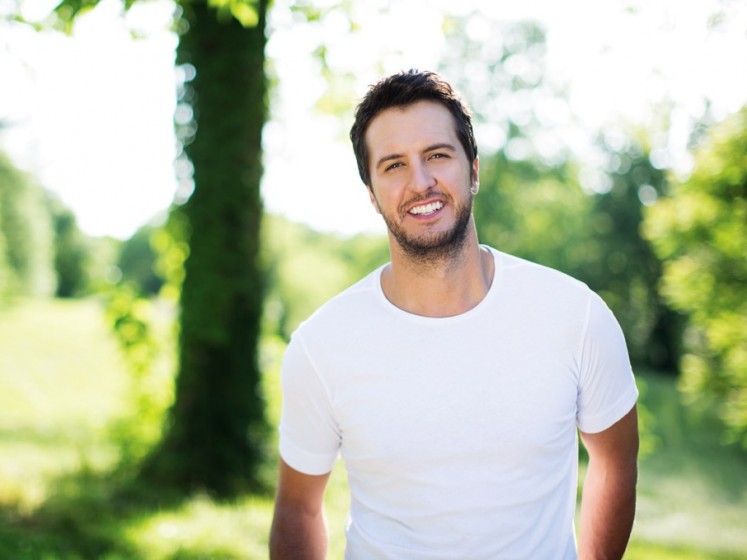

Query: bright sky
[[0, 0, 745, 239]]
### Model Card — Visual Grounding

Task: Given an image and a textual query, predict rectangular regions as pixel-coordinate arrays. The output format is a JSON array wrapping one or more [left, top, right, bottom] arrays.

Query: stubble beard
[[382, 190, 474, 266]]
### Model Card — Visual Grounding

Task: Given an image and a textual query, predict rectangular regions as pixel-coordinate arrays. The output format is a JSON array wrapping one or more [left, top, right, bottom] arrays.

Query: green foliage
[[475, 134, 680, 370], [150, 208, 190, 302], [86, 234, 127, 294], [580, 134, 681, 370], [117, 222, 165, 297], [207, 0, 261, 27], [262, 214, 388, 339], [0, 150, 56, 301], [474, 154, 591, 274], [102, 210, 192, 473], [0, 150, 115, 302], [105, 286, 175, 471], [47, 194, 93, 298], [644, 106, 747, 447]]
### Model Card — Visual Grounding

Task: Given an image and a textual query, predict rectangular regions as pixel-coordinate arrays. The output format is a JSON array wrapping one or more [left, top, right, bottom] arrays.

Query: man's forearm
[[269, 507, 328, 560], [577, 459, 637, 560]]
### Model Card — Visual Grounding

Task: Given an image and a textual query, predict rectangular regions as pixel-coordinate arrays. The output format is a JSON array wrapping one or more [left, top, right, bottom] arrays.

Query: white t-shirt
[[279, 248, 638, 559]]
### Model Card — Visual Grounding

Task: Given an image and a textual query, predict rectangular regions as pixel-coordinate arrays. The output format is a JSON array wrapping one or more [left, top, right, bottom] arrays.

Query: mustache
[[399, 188, 447, 214]]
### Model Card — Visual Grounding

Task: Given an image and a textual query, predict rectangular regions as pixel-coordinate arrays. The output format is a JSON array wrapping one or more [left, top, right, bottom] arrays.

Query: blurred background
[[0, 0, 745, 558]]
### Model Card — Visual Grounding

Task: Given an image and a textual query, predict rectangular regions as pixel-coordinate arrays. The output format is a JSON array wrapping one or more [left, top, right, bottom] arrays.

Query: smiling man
[[270, 69, 639, 559]]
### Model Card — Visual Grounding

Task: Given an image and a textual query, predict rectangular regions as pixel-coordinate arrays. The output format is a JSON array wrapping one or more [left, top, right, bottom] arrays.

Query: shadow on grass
[[0, 458, 276, 560], [0, 466, 174, 559]]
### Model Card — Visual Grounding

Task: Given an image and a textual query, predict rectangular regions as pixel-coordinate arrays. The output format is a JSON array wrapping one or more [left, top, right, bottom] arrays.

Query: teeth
[[409, 201, 443, 215]]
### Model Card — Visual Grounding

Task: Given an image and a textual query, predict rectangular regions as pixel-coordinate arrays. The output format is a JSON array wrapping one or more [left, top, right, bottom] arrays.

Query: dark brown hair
[[349, 69, 477, 187]]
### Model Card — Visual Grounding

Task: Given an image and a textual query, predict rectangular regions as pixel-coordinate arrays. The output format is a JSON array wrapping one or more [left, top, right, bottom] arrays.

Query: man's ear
[[471, 157, 480, 194]]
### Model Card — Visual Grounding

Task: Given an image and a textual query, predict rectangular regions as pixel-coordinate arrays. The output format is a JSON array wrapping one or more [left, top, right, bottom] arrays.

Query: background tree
[[0, 146, 110, 302], [644, 106, 747, 446], [578, 133, 681, 370], [139, 0, 270, 496], [47, 194, 92, 298], [0, 149, 56, 301], [474, 153, 590, 276], [33, 0, 272, 496], [117, 222, 164, 297]]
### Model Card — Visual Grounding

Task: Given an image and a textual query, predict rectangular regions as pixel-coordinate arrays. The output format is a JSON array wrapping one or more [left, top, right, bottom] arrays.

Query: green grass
[[0, 298, 745, 558], [0, 299, 129, 512], [628, 371, 747, 558]]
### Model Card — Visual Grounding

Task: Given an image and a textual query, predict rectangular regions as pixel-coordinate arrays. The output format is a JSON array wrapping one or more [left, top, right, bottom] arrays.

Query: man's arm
[[270, 458, 331, 559], [578, 405, 639, 560]]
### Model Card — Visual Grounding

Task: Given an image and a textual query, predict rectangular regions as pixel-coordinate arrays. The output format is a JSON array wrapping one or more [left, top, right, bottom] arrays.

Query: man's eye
[[386, 162, 403, 171], [429, 153, 447, 160]]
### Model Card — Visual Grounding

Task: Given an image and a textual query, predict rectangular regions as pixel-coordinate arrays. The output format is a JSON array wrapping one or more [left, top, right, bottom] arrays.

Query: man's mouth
[[408, 201, 443, 216]]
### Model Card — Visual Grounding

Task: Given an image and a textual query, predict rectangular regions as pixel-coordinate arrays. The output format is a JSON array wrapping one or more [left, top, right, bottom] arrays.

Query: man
[[270, 69, 639, 559]]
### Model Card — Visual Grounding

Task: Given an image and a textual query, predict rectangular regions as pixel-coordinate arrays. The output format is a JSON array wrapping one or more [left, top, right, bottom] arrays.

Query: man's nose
[[410, 161, 436, 192]]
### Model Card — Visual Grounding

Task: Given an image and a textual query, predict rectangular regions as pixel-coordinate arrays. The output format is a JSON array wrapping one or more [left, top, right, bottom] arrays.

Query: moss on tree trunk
[[141, 0, 269, 497]]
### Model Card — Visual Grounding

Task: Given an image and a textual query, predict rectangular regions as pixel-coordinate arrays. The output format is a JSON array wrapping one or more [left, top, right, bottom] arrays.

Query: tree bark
[[141, 0, 269, 497]]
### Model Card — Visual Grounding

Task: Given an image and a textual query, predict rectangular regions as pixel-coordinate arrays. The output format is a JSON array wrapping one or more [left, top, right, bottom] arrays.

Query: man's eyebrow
[[374, 143, 458, 171], [375, 153, 404, 171], [425, 143, 458, 153]]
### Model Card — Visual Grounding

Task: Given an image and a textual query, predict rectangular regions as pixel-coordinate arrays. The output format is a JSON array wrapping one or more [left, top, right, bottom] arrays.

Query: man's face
[[365, 100, 479, 261]]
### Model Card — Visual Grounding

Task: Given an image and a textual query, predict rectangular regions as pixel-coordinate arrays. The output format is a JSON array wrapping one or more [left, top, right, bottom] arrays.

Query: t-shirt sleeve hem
[[577, 387, 639, 434], [279, 436, 338, 476]]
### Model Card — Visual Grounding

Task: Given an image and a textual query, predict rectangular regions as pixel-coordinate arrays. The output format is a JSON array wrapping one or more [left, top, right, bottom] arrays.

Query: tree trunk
[[141, 0, 269, 497]]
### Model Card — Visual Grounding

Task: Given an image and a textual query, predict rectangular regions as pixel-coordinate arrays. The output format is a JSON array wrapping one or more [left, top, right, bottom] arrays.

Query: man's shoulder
[[296, 265, 386, 335], [492, 248, 588, 293], [487, 247, 599, 320]]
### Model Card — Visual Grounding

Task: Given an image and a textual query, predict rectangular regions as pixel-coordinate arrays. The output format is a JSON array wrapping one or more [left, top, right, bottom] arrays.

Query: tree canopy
[[644, 106, 747, 446]]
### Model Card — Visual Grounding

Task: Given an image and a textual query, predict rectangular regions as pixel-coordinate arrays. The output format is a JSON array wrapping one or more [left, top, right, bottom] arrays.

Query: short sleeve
[[576, 292, 639, 434], [278, 331, 341, 475]]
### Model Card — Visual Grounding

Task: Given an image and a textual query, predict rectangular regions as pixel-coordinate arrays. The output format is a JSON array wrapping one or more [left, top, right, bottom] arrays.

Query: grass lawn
[[0, 298, 745, 558]]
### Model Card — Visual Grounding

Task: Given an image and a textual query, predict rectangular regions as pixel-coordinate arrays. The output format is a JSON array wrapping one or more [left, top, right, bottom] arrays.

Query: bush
[[644, 106, 747, 446]]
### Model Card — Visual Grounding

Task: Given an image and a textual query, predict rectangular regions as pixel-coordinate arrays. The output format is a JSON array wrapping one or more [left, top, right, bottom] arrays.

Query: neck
[[381, 227, 494, 318]]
